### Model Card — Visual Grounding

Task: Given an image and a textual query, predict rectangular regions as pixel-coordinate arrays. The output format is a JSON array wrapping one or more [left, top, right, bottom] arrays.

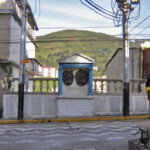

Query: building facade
[[0, 0, 41, 117], [106, 48, 142, 80], [42, 65, 58, 78], [106, 47, 143, 93], [0, 0, 41, 77]]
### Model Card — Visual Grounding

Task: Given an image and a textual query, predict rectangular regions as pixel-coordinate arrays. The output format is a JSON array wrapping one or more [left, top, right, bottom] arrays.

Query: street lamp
[[116, 0, 124, 2], [131, 0, 140, 4], [116, 0, 140, 4]]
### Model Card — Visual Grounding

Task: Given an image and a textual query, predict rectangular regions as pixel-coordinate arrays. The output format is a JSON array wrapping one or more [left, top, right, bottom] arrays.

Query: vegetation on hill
[[35, 29, 139, 76]]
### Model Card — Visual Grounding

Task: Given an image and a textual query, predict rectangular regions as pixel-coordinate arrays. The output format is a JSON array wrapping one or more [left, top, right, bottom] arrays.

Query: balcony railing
[[3, 77, 58, 94], [2, 77, 146, 94], [93, 78, 146, 94]]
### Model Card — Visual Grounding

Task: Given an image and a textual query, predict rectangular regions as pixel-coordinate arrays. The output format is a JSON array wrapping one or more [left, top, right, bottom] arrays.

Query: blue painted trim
[[58, 67, 63, 95], [60, 63, 93, 69], [89, 68, 93, 96], [58, 63, 93, 96]]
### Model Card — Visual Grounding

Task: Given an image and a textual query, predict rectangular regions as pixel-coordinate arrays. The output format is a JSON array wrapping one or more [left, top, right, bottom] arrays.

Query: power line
[[0, 33, 150, 44], [80, 0, 114, 20], [0, 24, 150, 31], [111, 0, 123, 27], [111, 0, 141, 27], [87, 0, 114, 15], [33, 0, 37, 15], [0, 26, 120, 31], [132, 24, 150, 39], [129, 15, 150, 33], [36, 0, 41, 21], [0, 32, 150, 40], [128, 1, 141, 22]]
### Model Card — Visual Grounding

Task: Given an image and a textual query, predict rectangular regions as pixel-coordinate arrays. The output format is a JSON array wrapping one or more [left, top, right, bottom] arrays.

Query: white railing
[[2, 77, 146, 94], [93, 78, 146, 94], [3, 77, 58, 93]]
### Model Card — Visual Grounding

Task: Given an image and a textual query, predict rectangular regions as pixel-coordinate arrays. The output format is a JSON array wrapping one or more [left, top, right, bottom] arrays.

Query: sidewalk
[[0, 115, 149, 124]]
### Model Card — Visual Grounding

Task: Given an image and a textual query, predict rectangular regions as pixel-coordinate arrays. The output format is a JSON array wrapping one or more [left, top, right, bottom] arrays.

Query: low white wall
[[3, 93, 149, 119], [130, 95, 149, 115], [94, 95, 122, 115], [3, 94, 57, 119], [94, 94, 149, 116], [57, 96, 94, 117]]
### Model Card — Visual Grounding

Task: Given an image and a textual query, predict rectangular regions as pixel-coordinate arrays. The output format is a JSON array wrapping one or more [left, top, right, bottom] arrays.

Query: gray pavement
[[0, 119, 150, 150]]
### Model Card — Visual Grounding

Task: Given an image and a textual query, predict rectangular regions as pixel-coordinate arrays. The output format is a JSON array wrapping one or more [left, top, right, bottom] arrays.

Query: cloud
[[36, 17, 121, 36], [37, 17, 81, 28], [41, 3, 109, 22], [36, 17, 80, 36], [30, 0, 149, 39], [33, 0, 121, 36]]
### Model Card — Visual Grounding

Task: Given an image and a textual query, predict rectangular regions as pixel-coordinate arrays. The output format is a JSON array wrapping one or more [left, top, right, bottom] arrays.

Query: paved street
[[0, 119, 150, 150]]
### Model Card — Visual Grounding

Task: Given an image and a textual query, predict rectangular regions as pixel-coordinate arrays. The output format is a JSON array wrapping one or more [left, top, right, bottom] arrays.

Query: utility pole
[[18, 0, 26, 120], [116, 0, 140, 116], [122, 0, 130, 116], [116, 0, 130, 116], [81, 0, 140, 116]]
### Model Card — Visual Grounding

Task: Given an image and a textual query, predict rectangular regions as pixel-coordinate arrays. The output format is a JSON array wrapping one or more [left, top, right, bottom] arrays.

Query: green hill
[[35, 29, 138, 76]]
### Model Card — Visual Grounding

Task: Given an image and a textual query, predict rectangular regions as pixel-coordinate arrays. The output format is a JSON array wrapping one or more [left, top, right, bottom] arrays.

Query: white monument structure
[[57, 52, 94, 117]]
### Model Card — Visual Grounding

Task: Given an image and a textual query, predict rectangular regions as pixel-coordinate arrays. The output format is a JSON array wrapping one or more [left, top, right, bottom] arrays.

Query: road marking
[[0, 115, 149, 124], [107, 137, 124, 140], [74, 148, 95, 150]]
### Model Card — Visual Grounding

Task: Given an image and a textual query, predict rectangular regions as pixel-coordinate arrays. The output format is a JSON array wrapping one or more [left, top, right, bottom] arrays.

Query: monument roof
[[57, 52, 95, 64]]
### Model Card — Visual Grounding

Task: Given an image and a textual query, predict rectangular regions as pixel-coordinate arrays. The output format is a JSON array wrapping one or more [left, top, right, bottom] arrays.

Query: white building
[[42, 65, 58, 78], [0, 0, 41, 77], [141, 41, 150, 50], [0, 0, 42, 117]]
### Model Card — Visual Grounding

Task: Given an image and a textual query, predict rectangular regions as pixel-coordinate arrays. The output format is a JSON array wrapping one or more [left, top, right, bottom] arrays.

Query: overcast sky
[[28, 0, 150, 39]]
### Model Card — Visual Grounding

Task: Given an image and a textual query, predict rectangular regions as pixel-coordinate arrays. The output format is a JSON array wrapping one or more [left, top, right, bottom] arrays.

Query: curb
[[0, 115, 149, 124]]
